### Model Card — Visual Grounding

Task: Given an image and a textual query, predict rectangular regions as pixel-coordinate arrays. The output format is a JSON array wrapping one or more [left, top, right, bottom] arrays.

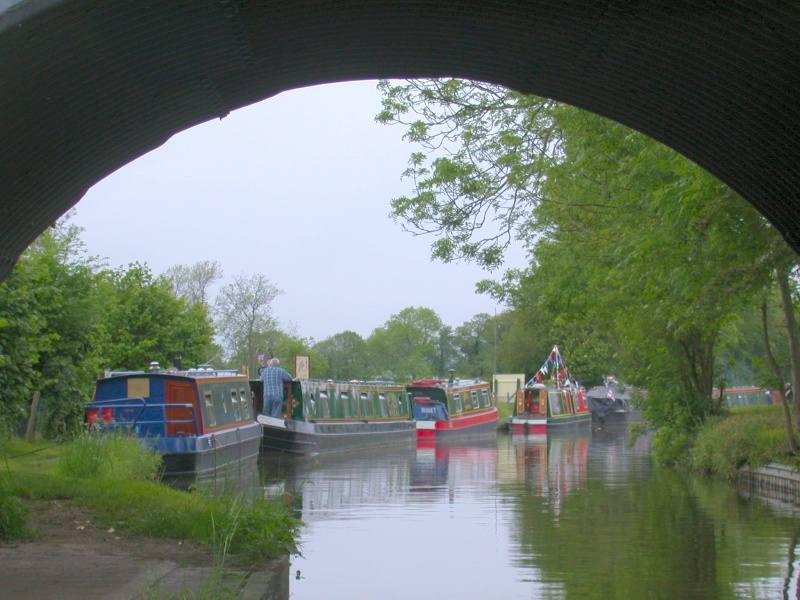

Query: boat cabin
[[516, 383, 588, 419], [251, 379, 411, 422], [88, 367, 254, 437], [407, 379, 493, 421]]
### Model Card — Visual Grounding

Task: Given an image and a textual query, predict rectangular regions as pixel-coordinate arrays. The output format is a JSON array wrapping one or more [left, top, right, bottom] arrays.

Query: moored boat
[[510, 346, 591, 434], [253, 379, 417, 455], [586, 376, 641, 424], [406, 377, 498, 444], [84, 363, 262, 485]]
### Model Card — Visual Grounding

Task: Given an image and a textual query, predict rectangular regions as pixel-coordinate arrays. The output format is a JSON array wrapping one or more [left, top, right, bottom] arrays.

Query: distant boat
[[510, 346, 591, 434], [85, 364, 261, 485], [406, 377, 498, 444], [585, 376, 641, 424], [253, 379, 417, 455]]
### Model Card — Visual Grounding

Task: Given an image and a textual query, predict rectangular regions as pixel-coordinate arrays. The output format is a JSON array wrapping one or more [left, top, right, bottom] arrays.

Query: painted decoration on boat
[[510, 346, 591, 434], [406, 377, 498, 444], [85, 364, 261, 485], [253, 379, 417, 455]]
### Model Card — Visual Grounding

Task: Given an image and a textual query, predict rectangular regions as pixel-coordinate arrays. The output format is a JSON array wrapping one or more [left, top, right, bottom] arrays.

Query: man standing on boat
[[261, 358, 295, 419]]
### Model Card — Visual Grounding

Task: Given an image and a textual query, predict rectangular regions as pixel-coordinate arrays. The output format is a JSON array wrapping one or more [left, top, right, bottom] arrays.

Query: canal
[[258, 423, 800, 599]]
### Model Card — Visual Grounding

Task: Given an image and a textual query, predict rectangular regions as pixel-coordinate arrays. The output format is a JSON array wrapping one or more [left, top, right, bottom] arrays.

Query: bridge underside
[[1, 1, 799, 279]]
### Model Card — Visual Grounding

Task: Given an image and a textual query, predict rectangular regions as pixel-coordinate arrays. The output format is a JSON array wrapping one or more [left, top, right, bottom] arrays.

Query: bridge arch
[[2, 1, 799, 280]]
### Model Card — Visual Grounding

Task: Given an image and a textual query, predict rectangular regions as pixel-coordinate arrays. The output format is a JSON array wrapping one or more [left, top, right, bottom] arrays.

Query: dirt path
[[0, 500, 286, 599]]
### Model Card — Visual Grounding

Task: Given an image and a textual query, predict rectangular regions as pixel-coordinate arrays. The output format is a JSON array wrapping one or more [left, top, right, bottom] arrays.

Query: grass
[[0, 432, 302, 565], [496, 395, 515, 420], [688, 404, 800, 479]]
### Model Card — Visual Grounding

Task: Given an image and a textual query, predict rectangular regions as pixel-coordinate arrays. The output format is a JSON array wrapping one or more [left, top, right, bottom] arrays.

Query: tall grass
[[0, 434, 31, 540], [0, 476, 30, 540], [689, 404, 798, 479], [58, 429, 162, 480], [3, 431, 302, 566]]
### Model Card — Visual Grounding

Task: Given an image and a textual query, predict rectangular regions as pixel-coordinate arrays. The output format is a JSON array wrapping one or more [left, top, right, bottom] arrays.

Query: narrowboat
[[406, 377, 498, 444], [510, 346, 591, 434], [84, 363, 261, 485], [586, 376, 642, 424], [253, 379, 417, 455]]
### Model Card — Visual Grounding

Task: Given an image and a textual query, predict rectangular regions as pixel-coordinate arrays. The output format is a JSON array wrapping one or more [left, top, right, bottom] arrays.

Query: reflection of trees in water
[[505, 431, 798, 599]]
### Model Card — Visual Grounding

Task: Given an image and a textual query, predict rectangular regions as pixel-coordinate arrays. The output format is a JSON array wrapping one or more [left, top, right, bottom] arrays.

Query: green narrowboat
[[253, 379, 417, 455]]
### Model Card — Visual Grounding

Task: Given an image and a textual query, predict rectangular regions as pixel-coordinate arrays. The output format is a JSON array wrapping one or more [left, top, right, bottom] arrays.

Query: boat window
[[360, 391, 373, 418], [378, 393, 388, 417], [470, 390, 478, 409], [549, 391, 566, 416], [452, 393, 463, 413], [230, 389, 242, 420], [239, 388, 251, 419], [203, 391, 217, 428], [482, 389, 491, 407]]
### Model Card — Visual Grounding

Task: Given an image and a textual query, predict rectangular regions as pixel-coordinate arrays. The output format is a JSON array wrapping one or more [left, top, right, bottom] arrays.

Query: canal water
[[258, 424, 800, 599]]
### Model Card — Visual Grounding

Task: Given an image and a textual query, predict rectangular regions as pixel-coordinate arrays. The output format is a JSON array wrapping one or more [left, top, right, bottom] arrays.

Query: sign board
[[295, 354, 311, 380]]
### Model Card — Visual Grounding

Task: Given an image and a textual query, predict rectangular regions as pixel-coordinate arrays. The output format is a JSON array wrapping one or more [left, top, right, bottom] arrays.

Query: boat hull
[[148, 422, 262, 485], [416, 407, 499, 443], [258, 415, 417, 455], [510, 411, 592, 435]]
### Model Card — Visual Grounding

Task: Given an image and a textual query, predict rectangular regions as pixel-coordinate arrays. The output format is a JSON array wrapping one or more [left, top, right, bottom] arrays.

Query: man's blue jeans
[[265, 396, 283, 418]]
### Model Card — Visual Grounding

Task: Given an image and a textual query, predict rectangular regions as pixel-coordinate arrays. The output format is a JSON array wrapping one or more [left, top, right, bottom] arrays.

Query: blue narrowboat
[[85, 364, 261, 484]]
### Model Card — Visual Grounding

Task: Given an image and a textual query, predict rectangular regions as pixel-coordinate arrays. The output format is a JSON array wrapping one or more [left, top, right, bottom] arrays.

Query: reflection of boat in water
[[260, 444, 418, 518], [510, 430, 590, 511], [411, 437, 499, 496], [253, 379, 417, 455], [85, 363, 261, 485], [406, 377, 498, 444], [585, 376, 642, 424], [510, 346, 591, 434]]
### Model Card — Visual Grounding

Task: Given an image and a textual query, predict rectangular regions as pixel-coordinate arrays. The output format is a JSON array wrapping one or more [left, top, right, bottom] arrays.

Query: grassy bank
[[0, 433, 301, 565], [687, 404, 800, 479]]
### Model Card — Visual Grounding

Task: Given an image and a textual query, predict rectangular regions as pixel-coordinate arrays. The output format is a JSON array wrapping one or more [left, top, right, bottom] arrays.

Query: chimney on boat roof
[[149, 361, 160, 373]]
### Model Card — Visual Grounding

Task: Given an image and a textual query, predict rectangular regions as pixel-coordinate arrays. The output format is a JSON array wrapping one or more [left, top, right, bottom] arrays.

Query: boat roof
[[408, 378, 489, 391], [102, 366, 246, 380]]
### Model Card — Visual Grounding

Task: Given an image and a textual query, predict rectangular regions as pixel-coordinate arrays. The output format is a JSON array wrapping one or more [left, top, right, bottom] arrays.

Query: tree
[[379, 79, 800, 459], [0, 217, 105, 437], [366, 307, 444, 381], [376, 78, 557, 269], [214, 274, 283, 376], [313, 331, 369, 380], [164, 261, 223, 306], [96, 263, 214, 372], [451, 313, 497, 380]]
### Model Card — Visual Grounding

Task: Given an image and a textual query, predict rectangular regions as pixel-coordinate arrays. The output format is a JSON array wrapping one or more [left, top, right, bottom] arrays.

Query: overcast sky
[[72, 80, 527, 342]]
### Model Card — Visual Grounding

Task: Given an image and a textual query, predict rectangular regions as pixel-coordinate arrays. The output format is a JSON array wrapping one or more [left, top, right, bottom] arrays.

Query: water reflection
[[258, 427, 799, 600]]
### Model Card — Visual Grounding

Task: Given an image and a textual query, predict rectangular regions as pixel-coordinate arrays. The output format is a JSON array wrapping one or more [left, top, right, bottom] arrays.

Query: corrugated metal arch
[[1, 0, 799, 279]]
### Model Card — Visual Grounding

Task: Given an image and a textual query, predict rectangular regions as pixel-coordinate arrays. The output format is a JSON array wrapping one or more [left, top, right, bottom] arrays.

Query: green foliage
[[378, 77, 799, 444], [5, 439, 301, 566], [313, 331, 369, 380], [59, 430, 162, 481], [0, 218, 104, 438], [689, 406, 797, 478], [366, 306, 445, 380], [0, 476, 30, 540], [96, 263, 215, 371], [200, 485, 301, 564]]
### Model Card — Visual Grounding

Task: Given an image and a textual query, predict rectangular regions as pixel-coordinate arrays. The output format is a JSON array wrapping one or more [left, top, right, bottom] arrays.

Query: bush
[[59, 430, 162, 481], [690, 410, 793, 479]]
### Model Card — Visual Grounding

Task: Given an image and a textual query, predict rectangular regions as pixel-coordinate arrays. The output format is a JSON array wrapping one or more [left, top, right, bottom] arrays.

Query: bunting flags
[[526, 345, 578, 388]]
